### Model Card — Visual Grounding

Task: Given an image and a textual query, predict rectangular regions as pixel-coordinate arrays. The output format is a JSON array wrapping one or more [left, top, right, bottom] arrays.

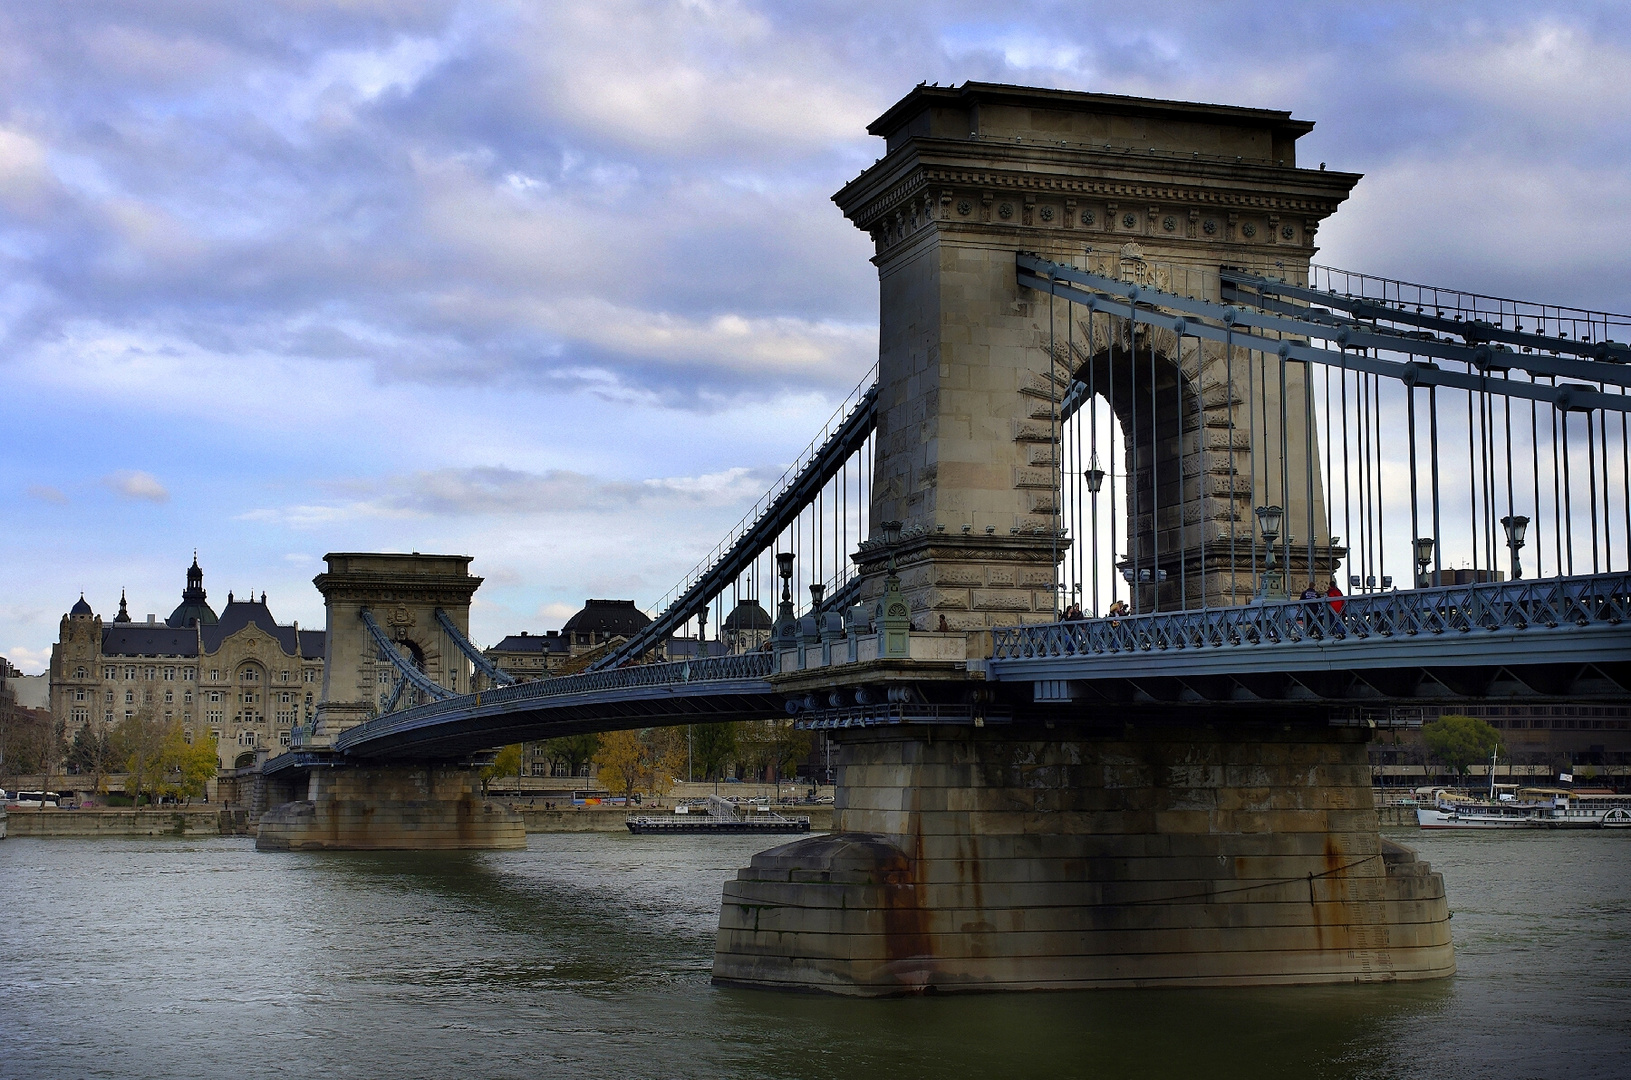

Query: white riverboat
[[1417, 790, 1631, 830]]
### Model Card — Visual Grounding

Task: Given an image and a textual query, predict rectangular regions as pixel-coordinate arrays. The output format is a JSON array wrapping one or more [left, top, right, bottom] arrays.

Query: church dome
[[723, 600, 772, 633]]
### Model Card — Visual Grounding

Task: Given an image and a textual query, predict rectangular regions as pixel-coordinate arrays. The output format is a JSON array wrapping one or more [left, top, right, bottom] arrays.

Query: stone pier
[[712, 721, 1453, 994], [256, 763, 524, 851]]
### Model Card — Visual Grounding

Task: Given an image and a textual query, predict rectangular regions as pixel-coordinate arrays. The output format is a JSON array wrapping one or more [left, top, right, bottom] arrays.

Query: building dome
[[560, 599, 651, 641], [167, 553, 219, 627], [70, 594, 93, 617], [113, 589, 132, 623], [723, 599, 772, 633]]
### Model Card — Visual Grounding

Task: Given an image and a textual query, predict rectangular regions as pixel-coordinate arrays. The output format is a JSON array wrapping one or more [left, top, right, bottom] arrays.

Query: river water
[[1, 829, 1626, 1080]]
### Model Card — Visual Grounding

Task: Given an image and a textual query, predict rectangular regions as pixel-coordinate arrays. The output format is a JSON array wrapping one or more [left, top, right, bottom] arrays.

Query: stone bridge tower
[[305, 552, 483, 746], [712, 84, 1452, 995], [257, 552, 521, 851], [833, 83, 1360, 618]]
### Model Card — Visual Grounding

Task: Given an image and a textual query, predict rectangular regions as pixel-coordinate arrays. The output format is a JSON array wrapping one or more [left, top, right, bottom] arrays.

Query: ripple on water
[[0, 830, 1627, 1080]]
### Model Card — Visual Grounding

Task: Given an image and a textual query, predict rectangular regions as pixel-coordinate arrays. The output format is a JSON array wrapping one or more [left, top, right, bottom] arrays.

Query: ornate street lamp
[[1254, 505, 1285, 600], [1500, 515, 1530, 580], [1084, 453, 1106, 495], [773, 551, 797, 646], [1413, 537, 1435, 588]]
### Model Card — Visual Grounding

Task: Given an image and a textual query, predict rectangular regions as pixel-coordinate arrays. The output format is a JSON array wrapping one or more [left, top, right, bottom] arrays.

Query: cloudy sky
[[3, 1, 1629, 672]]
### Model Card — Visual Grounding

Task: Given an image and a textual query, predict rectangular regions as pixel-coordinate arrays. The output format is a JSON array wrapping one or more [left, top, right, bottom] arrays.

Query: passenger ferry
[[1416, 789, 1631, 830]]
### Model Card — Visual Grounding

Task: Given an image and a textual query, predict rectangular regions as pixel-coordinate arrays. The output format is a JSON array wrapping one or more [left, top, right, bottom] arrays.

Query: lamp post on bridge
[[1254, 505, 1286, 601], [1085, 454, 1105, 617], [773, 552, 798, 648], [1413, 537, 1435, 588], [1500, 515, 1530, 581]]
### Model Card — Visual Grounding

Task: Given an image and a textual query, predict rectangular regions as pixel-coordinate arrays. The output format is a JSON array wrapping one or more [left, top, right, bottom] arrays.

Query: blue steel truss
[[433, 607, 515, 686], [1018, 255, 1631, 413], [989, 573, 1631, 683], [360, 607, 458, 701]]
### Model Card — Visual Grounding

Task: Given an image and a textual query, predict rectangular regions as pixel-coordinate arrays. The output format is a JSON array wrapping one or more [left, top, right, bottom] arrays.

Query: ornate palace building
[[48, 556, 325, 768]]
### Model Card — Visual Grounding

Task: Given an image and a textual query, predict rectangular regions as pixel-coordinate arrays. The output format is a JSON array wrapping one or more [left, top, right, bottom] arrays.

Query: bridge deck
[[311, 575, 1631, 763]]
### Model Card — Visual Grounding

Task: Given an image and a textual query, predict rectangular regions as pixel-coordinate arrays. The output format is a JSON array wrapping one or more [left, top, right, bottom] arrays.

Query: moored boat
[[1416, 790, 1631, 830]]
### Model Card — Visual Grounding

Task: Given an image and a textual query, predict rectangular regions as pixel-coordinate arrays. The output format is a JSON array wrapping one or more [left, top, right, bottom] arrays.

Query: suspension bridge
[[256, 82, 1629, 996]]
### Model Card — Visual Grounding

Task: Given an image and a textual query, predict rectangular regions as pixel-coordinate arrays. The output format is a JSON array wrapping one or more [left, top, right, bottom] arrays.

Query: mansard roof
[[490, 631, 567, 655], [102, 624, 200, 658], [197, 598, 323, 658]]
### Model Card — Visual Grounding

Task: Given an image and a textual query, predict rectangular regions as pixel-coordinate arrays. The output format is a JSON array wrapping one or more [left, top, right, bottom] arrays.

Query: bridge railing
[[341, 651, 778, 741], [991, 573, 1631, 660]]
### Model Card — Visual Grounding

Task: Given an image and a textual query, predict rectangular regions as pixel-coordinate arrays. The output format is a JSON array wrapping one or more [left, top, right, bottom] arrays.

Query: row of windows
[[73, 665, 318, 683], [1457, 705, 1631, 718]]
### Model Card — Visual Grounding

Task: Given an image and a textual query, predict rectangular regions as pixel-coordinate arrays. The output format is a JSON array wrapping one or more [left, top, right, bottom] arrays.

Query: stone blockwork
[[307, 552, 483, 743], [713, 723, 1452, 994], [833, 83, 1359, 619], [256, 764, 525, 851]]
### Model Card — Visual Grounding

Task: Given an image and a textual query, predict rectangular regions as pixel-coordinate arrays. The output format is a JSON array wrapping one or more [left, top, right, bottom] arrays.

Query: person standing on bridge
[[1325, 579, 1346, 638]]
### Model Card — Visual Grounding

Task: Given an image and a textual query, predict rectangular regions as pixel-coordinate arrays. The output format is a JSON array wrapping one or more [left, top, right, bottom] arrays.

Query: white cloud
[[1410, 22, 1631, 137], [240, 463, 780, 527], [103, 470, 170, 502], [3, 644, 52, 675]]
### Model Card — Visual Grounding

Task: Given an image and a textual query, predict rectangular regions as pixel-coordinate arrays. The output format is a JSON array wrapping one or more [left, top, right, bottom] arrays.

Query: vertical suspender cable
[[1622, 387, 1630, 573], [1408, 380, 1421, 585], [1531, 378, 1543, 579], [1177, 329, 1188, 608], [1279, 347, 1291, 592], [1561, 410, 1575, 575], [1359, 369, 1372, 586], [1249, 335, 1260, 596], [1089, 307, 1100, 615], [1430, 385, 1443, 586], [1341, 353, 1352, 590], [1151, 318, 1162, 611], [1198, 330, 1208, 609], [1227, 327, 1237, 604], [1466, 386, 1479, 575], [1324, 348, 1334, 588], [1374, 371, 1385, 589], [1110, 312, 1119, 608], [1550, 379, 1562, 574], [1049, 279, 1060, 617], [1130, 306, 1142, 611], [1599, 381, 1613, 571], [1587, 408, 1600, 574], [1502, 377, 1515, 578], [1305, 359, 1316, 592]]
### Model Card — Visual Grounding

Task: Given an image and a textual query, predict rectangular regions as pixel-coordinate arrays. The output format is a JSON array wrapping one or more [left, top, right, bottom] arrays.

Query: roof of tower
[[113, 589, 132, 623], [70, 594, 93, 617], [168, 554, 219, 627]]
